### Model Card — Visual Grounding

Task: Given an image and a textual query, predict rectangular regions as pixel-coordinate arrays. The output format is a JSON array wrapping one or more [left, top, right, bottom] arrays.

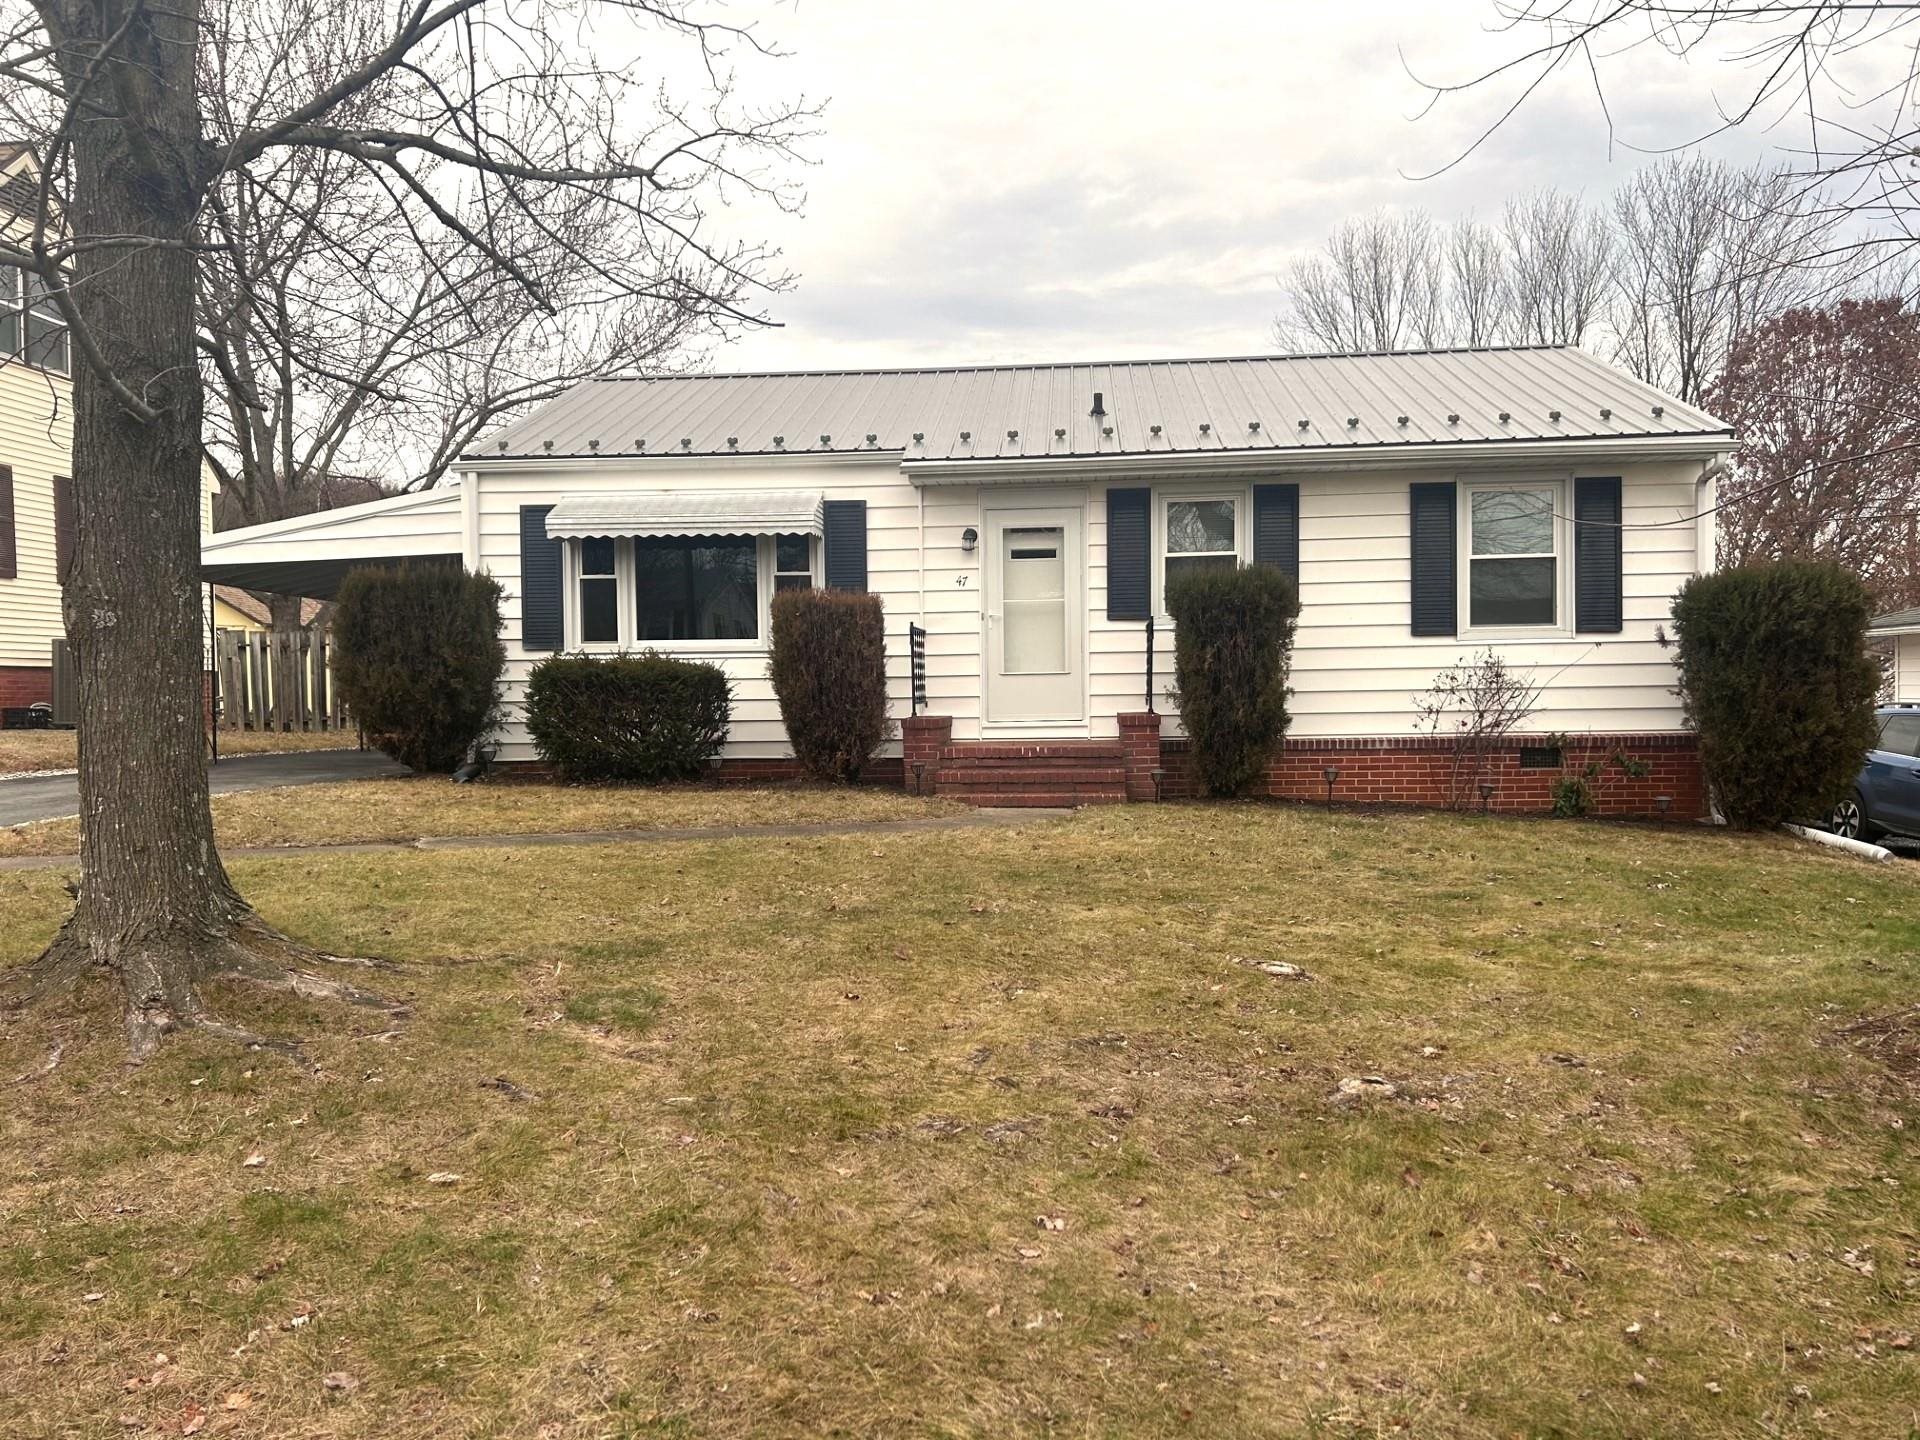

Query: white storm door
[[984, 506, 1083, 723]]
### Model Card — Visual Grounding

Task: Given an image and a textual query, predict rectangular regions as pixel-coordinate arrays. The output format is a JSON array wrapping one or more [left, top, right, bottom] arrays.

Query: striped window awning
[[543, 490, 825, 540]]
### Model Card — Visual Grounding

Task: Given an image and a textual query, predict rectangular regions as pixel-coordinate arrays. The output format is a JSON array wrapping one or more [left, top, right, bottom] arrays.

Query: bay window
[[565, 531, 817, 648]]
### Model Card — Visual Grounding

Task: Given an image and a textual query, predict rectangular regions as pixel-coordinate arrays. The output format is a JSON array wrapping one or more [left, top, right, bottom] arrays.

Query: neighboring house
[[1872, 608, 1920, 703], [0, 142, 74, 716], [1, 144, 215, 725], [212, 584, 325, 633], [200, 346, 1730, 813]]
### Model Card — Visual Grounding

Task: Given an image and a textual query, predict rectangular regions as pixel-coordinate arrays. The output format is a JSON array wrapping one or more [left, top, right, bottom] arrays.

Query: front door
[[984, 505, 1083, 724]]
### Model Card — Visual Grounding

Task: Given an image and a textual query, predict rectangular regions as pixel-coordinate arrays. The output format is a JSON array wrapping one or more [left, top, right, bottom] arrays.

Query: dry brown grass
[[0, 727, 355, 776], [0, 777, 963, 856], [2, 803, 1918, 1437]]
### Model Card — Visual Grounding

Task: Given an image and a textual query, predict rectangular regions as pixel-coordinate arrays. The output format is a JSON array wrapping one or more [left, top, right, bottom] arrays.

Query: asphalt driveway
[[0, 748, 407, 828]]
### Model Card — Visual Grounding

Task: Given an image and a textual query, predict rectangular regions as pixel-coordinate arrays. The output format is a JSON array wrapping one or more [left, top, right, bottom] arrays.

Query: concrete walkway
[[0, 748, 408, 829], [0, 807, 1066, 872]]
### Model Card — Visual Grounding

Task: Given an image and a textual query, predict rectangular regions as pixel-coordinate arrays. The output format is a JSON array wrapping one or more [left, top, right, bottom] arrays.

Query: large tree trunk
[[11, 0, 398, 1061], [266, 591, 307, 634]]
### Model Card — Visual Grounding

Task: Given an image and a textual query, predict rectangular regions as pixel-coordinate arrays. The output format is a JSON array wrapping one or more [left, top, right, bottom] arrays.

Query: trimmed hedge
[[766, 588, 892, 781], [1669, 561, 1880, 828], [525, 652, 732, 783], [331, 564, 505, 773], [1166, 565, 1300, 797]]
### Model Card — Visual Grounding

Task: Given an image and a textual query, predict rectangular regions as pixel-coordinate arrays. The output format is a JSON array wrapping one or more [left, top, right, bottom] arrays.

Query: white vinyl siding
[[442, 453, 1713, 763], [1895, 634, 1920, 704], [474, 459, 921, 763], [1087, 459, 1710, 740]]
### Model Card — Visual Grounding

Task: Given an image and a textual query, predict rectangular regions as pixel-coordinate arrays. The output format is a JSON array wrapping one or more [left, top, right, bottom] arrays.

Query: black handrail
[[908, 622, 928, 716], [1145, 615, 1155, 714]]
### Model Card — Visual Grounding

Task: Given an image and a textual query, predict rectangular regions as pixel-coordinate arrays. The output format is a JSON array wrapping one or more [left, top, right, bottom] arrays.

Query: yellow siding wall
[[0, 360, 71, 668]]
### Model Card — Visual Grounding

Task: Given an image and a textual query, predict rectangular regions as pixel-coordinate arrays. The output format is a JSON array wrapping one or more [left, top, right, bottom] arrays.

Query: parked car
[[1830, 706, 1920, 840]]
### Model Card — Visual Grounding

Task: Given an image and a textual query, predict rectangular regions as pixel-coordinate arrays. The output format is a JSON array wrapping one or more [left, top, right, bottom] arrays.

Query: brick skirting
[[0, 665, 53, 716], [1148, 723, 1706, 819], [496, 755, 907, 788]]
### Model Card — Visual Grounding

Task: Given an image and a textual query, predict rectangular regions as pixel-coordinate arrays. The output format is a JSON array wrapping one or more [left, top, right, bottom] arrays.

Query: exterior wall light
[[961, 526, 978, 553]]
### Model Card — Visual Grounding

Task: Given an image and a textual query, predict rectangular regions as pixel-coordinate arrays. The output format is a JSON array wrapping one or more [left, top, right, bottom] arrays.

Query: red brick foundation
[[496, 755, 906, 788], [901, 714, 953, 796], [0, 665, 53, 717], [1117, 711, 1163, 801], [1158, 732, 1706, 820]]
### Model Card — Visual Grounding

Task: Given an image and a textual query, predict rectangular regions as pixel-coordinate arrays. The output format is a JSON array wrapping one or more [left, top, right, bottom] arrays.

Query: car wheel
[[1830, 792, 1874, 841]]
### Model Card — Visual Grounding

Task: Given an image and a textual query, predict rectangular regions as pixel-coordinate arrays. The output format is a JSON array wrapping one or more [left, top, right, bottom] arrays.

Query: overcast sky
[[701, 0, 1801, 373]]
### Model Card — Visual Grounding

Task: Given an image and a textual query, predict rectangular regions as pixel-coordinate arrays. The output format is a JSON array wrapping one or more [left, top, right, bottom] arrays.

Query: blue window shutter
[[1409, 482, 1457, 637], [1574, 476, 1624, 633], [1106, 486, 1151, 620], [1251, 483, 1299, 579], [823, 499, 868, 591], [519, 505, 563, 652]]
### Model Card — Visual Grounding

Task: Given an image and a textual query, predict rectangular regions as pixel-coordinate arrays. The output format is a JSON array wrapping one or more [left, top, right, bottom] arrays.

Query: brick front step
[[938, 741, 1125, 762], [934, 766, 1126, 787]]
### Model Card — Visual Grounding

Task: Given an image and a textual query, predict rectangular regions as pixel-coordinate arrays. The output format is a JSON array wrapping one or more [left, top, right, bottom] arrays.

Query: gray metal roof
[[1870, 606, 1920, 634], [468, 345, 1730, 465]]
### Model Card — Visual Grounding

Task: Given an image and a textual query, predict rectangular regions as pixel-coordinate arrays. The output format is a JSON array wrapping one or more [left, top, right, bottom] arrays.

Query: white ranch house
[[201, 346, 1730, 812]]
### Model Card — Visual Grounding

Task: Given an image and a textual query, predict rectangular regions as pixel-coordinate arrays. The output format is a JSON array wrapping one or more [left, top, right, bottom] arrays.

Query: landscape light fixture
[[1150, 767, 1166, 803], [1655, 794, 1672, 822], [1322, 765, 1339, 809], [1478, 781, 1495, 813], [911, 761, 927, 797]]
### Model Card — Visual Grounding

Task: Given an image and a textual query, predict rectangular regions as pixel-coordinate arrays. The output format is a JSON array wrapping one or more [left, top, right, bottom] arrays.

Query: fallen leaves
[[240, 1152, 267, 1169]]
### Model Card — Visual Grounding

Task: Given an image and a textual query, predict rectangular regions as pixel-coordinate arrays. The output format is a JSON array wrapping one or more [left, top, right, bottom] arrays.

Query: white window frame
[[1457, 476, 1571, 637], [562, 532, 819, 652], [2, 264, 71, 376], [1153, 487, 1250, 617]]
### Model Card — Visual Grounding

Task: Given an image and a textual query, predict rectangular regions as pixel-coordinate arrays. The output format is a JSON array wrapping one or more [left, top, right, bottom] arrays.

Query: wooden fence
[[213, 628, 351, 731]]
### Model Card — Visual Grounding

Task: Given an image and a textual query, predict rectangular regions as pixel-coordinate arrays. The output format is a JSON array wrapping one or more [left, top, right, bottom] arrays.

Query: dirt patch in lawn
[[1835, 1003, 1920, 1094], [2, 804, 1917, 1436]]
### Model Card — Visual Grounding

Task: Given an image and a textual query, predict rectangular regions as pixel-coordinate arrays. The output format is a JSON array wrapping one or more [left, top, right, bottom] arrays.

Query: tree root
[[8, 1039, 65, 1087], [5, 902, 409, 1066]]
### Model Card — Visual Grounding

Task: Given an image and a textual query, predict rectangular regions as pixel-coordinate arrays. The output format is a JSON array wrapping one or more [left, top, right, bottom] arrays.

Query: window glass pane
[[1003, 526, 1066, 673], [774, 573, 812, 593], [24, 269, 59, 316], [0, 307, 17, 356], [1879, 714, 1920, 757], [1470, 556, 1555, 626], [775, 533, 810, 573], [1167, 499, 1236, 554], [579, 577, 618, 643], [581, 536, 616, 575], [22, 314, 67, 373], [1471, 489, 1554, 555], [1165, 553, 1237, 589], [635, 536, 758, 641]]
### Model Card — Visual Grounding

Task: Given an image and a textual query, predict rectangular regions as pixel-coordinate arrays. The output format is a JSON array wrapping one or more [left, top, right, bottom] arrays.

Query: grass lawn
[[0, 778, 964, 857], [2, 803, 1917, 1437], [0, 727, 356, 776]]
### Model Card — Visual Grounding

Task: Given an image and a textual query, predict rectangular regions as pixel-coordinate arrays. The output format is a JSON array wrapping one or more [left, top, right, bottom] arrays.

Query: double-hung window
[[1465, 483, 1561, 628], [773, 533, 814, 594], [1159, 494, 1241, 611], [567, 532, 817, 648], [1, 265, 70, 375]]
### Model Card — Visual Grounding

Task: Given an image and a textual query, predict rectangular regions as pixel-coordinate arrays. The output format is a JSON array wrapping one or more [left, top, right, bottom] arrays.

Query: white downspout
[[1695, 457, 1728, 576]]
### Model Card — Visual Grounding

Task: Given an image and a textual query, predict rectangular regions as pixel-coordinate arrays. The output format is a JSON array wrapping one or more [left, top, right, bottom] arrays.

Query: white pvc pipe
[[1782, 824, 1895, 863]]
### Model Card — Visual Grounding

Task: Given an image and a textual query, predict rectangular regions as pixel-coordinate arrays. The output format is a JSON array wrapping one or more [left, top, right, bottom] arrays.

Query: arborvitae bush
[[331, 564, 505, 773], [1165, 565, 1300, 797], [1669, 561, 1880, 828], [766, 589, 892, 781], [525, 653, 731, 783]]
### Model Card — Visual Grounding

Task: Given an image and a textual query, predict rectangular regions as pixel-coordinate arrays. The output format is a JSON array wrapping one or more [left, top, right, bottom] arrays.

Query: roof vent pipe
[[1090, 391, 1105, 417]]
